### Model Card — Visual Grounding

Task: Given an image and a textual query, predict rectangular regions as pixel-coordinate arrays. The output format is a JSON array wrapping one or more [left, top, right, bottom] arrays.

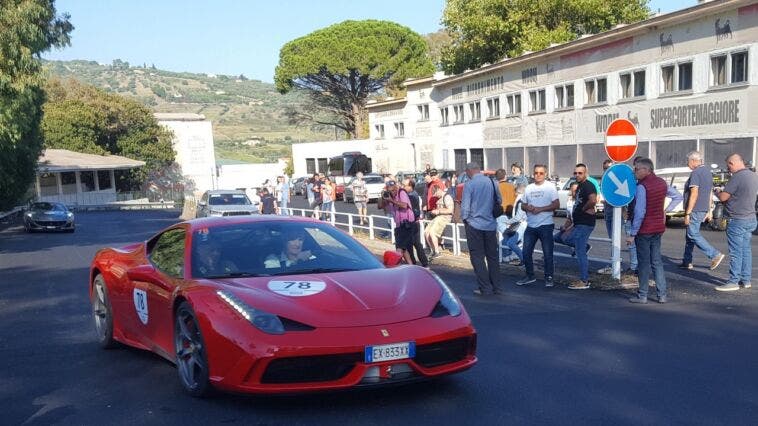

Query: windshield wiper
[[203, 272, 270, 279], [283, 268, 361, 275]]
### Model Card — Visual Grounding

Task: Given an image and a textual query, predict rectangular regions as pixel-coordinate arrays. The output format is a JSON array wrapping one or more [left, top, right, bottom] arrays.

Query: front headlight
[[429, 271, 461, 317], [25, 212, 32, 218], [217, 290, 285, 334], [67, 212, 74, 219]]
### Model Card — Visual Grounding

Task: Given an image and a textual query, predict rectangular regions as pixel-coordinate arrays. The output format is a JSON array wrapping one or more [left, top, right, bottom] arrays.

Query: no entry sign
[[605, 119, 638, 163]]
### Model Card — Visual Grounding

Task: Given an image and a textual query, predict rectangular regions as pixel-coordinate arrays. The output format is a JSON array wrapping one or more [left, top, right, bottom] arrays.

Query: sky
[[44, 0, 698, 83]]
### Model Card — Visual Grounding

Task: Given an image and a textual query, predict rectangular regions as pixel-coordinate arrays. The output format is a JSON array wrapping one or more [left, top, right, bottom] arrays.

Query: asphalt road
[[1, 210, 756, 425]]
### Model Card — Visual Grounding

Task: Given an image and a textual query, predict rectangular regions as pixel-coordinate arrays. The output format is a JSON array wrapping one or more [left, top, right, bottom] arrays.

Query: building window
[[306, 159, 316, 175], [317, 158, 328, 174], [469, 101, 481, 122], [375, 124, 385, 139], [555, 84, 574, 109], [486, 97, 500, 118], [711, 55, 727, 86], [506, 93, 521, 117], [97, 170, 112, 190], [678, 63, 693, 90], [586, 77, 607, 105], [80, 171, 96, 192], [394, 122, 404, 138], [661, 65, 674, 93], [731, 51, 748, 83], [528, 89, 546, 113], [453, 104, 465, 124], [417, 104, 429, 121], [440, 107, 449, 126], [61, 171, 77, 194], [39, 173, 58, 196], [620, 70, 645, 99]]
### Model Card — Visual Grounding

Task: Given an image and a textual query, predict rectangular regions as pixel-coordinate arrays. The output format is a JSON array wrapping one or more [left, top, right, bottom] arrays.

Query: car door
[[134, 227, 187, 356]]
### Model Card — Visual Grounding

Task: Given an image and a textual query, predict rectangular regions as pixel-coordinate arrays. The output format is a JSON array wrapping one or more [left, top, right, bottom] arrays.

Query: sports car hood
[[217, 266, 443, 328]]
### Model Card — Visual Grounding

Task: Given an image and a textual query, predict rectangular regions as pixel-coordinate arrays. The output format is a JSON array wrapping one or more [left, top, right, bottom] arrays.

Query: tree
[[274, 20, 434, 139], [41, 78, 175, 190], [424, 29, 453, 69], [440, 0, 650, 74], [0, 0, 73, 210]]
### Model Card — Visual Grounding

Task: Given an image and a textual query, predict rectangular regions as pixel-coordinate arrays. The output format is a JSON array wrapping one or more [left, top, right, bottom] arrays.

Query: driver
[[194, 240, 238, 276], [264, 231, 314, 269]]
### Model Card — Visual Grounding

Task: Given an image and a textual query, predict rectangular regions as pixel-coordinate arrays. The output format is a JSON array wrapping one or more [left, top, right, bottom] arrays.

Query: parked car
[[291, 177, 308, 196], [24, 201, 75, 232], [196, 190, 259, 218], [556, 176, 605, 216], [332, 175, 350, 201], [343, 174, 386, 202]]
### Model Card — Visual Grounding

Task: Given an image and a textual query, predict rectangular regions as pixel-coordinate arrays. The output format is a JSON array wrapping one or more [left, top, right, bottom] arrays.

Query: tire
[[91, 275, 117, 349], [174, 301, 212, 397]]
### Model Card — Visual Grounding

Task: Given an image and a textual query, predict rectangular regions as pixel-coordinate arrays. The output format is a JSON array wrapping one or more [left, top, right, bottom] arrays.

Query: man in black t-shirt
[[555, 163, 597, 289]]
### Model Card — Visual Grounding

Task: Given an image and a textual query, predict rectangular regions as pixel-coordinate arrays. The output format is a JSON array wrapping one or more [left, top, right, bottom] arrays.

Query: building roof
[[154, 113, 207, 121], [38, 149, 146, 173], [432, 0, 750, 87], [366, 97, 408, 109]]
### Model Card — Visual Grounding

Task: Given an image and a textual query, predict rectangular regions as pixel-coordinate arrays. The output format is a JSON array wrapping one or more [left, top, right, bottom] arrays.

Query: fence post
[[348, 213, 354, 235], [368, 215, 375, 240], [453, 224, 461, 256], [390, 218, 395, 245], [419, 220, 427, 249]]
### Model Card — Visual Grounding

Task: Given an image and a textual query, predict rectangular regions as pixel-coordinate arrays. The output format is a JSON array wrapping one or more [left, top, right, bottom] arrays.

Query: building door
[[454, 149, 467, 173], [470, 149, 484, 169]]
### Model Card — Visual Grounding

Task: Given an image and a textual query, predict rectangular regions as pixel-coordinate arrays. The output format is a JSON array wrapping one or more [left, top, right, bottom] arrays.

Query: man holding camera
[[378, 180, 427, 267]]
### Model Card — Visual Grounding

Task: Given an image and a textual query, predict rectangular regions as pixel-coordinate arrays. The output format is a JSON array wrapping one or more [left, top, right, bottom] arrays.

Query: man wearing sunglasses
[[518, 164, 559, 287]]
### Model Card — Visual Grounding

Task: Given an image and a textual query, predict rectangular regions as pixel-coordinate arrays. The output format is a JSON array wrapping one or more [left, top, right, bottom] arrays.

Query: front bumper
[[24, 218, 75, 231], [198, 310, 477, 394]]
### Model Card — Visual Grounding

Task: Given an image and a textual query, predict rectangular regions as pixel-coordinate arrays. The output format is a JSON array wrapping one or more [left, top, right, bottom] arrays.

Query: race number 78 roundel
[[605, 118, 638, 163]]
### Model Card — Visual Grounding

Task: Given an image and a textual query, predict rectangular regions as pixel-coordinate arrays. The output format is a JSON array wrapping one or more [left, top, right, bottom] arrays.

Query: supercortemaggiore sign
[[650, 99, 740, 129]]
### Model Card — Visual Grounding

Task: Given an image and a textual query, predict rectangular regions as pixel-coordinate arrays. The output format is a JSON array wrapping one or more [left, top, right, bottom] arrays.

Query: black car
[[24, 202, 75, 232]]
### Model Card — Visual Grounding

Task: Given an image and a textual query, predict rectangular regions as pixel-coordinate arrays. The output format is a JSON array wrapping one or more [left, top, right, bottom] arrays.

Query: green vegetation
[[42, 78, 175, 190], [43, 59, 334, 164], [0, 0, 73, 211], [440, 0, 650, 74], [274, 20, 435, 139]]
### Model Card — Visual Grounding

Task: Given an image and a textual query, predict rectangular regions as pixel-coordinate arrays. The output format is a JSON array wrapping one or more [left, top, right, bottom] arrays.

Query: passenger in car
[[264, 231, 315, 268], [194, 240, 238, 277]]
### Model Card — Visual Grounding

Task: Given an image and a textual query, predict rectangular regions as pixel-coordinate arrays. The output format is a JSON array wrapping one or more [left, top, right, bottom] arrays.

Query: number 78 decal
[[267, 280, 326, 297]]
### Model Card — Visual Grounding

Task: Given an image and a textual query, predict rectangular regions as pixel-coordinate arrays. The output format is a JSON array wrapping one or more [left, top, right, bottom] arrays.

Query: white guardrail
[[285, 207, 612, 265]]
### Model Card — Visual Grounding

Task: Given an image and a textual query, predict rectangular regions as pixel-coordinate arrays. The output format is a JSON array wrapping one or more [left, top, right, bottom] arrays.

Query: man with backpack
[[403, 178, 429, 267]]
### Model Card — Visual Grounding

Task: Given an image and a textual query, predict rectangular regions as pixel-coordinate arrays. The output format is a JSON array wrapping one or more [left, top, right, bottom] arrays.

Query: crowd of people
[[344, 153, 756, 303]]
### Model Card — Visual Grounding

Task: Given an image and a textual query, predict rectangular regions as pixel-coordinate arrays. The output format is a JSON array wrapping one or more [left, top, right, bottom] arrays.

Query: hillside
[[43, 60, 334, 163]]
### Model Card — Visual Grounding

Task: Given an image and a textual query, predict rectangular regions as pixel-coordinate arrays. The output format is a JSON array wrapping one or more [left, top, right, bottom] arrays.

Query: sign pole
[[612, 206, 622, 280]]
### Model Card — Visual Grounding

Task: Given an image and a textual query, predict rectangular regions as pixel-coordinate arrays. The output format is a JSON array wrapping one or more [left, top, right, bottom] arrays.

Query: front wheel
[[92, 275, 117, 348], [174, 302, 212, 397]]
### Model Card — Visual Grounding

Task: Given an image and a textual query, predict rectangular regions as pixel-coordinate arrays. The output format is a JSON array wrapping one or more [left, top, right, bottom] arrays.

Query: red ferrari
[[89, 216, 477, 396]]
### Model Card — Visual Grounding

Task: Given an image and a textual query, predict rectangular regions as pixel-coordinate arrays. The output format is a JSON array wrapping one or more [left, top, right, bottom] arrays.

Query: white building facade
[[363, 0, 758, 177], [156, 113, 217, 195]]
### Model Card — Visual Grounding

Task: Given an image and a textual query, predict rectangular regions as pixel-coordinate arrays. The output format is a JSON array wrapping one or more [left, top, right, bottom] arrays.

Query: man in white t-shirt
[[517, 164, 559, 287]]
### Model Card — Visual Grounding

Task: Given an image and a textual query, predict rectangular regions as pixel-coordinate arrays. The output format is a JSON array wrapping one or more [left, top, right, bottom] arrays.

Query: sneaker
[[597, 266, 613, 275], [473, 289, 484, 296], [568, 280, 590, 290], [715, 282, 740, 292], [429, 251, 441, 261], [628, 296, 648, 304], [623, 267, 638, 275], [740, 281, 752, 289], [544, 276, 554, 288], [710, 253, 725, 270], [677, 263, 693, 270], [516, 276, 536, 286], [657, 295, 668, 304], [510, 259, 524, 266]]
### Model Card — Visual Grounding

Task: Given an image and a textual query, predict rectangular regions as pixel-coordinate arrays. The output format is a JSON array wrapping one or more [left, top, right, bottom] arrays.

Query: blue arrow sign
[[601, 164, 636, 207]]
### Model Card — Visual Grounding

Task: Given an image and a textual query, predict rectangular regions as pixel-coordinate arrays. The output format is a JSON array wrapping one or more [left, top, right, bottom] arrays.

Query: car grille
[[34, 220, 66, 226], [222, 211, 252, 216], [261, 352, 363, 384], [414, 336, 474, 368]]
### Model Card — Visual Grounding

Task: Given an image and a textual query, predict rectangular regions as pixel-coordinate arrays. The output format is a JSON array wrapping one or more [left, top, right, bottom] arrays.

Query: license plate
[[365, 342, 415, 363]]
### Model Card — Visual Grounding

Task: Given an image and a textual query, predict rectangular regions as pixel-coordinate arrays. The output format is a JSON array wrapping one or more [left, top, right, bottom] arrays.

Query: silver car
[[24, 202, 75, 233], [196, 190, 259, 218], [343, 174, 386, 202]]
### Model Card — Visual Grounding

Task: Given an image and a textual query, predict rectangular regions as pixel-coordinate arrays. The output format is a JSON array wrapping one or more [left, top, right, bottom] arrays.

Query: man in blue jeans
[[680, 151, 725, 270], [554, 164, 597, 289], [627, 158, 669, 304], [518, 164, 559, 287], [714, 153, 758, 291]]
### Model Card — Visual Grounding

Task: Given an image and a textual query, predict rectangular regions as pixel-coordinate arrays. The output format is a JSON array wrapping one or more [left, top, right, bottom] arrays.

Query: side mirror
[[127, 264, 159, 283], [383, 250, 403, 267]]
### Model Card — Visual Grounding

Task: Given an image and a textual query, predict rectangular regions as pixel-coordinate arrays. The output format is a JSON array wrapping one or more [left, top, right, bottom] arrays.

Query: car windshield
[[191, 221, 383, 278], [209, 194, 250, 205], [364, 176, 384, 184], [31, 202, 65, 212]]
